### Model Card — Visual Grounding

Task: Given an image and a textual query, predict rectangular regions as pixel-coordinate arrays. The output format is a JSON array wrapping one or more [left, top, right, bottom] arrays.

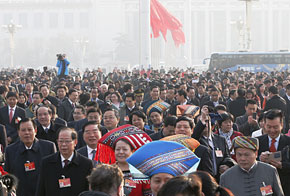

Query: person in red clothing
[[215, 112, 243, 160]]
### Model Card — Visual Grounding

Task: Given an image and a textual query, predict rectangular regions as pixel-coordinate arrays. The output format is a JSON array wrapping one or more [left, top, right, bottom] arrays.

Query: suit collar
[[20, 138, 40, 154], [50, 151, 81, 166]]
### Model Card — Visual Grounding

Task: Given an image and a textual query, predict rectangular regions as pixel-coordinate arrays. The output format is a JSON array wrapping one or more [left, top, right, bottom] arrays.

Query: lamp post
[[239, 0, 258, 51], [75, 38, 89, 68], [2, 20, 22, 68]]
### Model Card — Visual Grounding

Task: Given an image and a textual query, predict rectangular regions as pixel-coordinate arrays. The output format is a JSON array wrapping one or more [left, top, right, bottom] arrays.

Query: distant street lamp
[[75, 38, 89, 68], [2, 20, 22, 68]]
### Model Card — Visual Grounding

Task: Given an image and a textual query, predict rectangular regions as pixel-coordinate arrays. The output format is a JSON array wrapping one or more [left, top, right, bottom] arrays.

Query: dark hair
[[74, 105, 85, 115], [164, 116, 177, 127], [36, 105, 52, 117], [129, 110, 147, 124], [217, 112, 234, 127], [177, 90, 187, 98], [57, 127, 78, 141], [17, 118, 36, 130], [286, 84, 290, 90], [104, 108, 120, 119], [123, 83, 133, 93], [150, 85, 160, 91], [268, 86, 278, 94], [111, 91, 122, 102], [215, 104, 227, 112], [85, 101, 99, 108], [88, 164, 123, 195], [68, 88, 78, 95], [258, 112, 265, 123], [18, 92, 27, 101], [175, 116, 194, 129], [246, 99, 257, 106], [125, 93, 135, 101], [32, 91, 43, 98], [246, 90, 254, 97], [39, 84, 49, 90], [192, 171, 234, 196], [6, 91, 18, 99], [229, 90, 236, 97], [113, 138, 134, 151], [0, 85, 9, 94], [237, 88, 246, 97], [264, 109, 283, 123], [87, 108, 102, 116], [56, 85, 68, 92], [157, 176, 203, 196], [82, 121, 100, 133]]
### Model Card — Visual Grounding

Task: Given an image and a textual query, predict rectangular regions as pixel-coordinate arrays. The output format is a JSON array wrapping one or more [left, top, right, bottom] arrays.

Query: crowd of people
[[0, 65, 290, 196]]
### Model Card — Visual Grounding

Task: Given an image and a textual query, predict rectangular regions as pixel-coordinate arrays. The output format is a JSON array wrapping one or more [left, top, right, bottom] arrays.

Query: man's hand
[[269, 160, 282, 169], [259, 152, 270, 163], [219, 165, 230, 174], [248, 115, 258, 125], [200, 106, 209, 124], [7, 137, 12, 144]]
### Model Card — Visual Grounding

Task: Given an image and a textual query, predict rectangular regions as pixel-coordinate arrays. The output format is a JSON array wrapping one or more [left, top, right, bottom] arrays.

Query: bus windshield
[[208, 52, 290, 73]]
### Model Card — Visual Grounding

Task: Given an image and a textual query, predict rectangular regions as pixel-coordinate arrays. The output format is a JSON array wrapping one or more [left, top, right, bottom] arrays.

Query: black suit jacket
[[17, 84, 26, 93], [283, 95, 290, 131], [195, 144, 214, 176], [264, 95, 286, 114], [228, 97, 246, 119], [36, 151, 93, 196], [257, 134, 290, 195], [4, 139, 56, 196], [45, 95, 60, 108], [0, 124, 7, 152], [77, 146, 88, 158], [36, 122, 65, 146], [0, 106, 26, 142], [200, 134, 235, 179], [57, 99, 74, 122]]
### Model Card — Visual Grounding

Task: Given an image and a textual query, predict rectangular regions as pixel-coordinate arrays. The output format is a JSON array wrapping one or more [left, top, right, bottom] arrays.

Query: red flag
[[150, 0, 185, 47]]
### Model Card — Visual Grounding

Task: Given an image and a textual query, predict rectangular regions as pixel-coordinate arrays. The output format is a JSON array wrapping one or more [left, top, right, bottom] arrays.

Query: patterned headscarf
[[143, 100, 170, 117], [127, 141, 200, 179]]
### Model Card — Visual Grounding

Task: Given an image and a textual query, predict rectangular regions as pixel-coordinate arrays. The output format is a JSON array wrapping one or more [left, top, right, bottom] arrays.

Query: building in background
[[0, 0, 290, 71]]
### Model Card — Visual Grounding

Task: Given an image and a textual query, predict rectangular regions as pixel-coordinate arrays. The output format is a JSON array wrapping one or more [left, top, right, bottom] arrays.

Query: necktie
[[44, 128, 49, 133], [9, 108, 13, 123], [269, 139, 277, 152], [91, 150, 96, 160], [63, 160, 70, 167], [29, 94, 32, 103], [72, 103, 75, 108]]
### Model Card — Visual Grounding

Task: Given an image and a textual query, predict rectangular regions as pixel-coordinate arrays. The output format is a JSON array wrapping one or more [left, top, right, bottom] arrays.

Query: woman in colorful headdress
[[143, 100, 171, 133], [95, 124, 152, 196], [127, 141, 200, 196]]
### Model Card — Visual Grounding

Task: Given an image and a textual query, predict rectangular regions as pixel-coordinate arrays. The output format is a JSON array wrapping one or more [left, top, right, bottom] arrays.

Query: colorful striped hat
[[232, 136, 259, 151], [127, 141, 200, 179], [176, 105, 200, 118]]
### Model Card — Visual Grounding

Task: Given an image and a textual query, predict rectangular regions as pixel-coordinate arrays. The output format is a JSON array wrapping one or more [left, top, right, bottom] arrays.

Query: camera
[[0, 173, 18, 195], [56, 54, 65, 61]]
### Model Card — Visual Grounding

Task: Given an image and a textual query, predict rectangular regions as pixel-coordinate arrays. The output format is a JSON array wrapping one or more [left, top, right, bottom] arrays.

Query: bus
[[207, 52, 290, 73]]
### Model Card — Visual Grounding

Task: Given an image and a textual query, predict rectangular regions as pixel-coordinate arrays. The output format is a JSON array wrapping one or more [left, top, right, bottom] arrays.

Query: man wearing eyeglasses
[[36, 127, 93, 196]]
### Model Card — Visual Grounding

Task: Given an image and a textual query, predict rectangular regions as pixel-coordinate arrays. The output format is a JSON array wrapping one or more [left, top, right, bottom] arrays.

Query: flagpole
[[139, 0, 151, 70]]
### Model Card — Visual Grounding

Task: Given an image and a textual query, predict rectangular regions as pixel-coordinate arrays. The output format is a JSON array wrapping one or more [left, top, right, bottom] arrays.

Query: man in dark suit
[[119, 93, 140, 125], [90, 87, 106, 113], [168, 90, 189, 116], [39, 84, 59, 108], [201, 87, 226, 109], [0, 124, 7, 152], [174, 116, 214, 176], [236, 99, 260, 136], [283, 84, 290, 131], [58, 89, 79, 122], [35, 106, 64, 146], [228, 88, 247, 119], [77, 121, 101, 162], [36, 127, 93, 196], [0, 91, 26, 143], [264, 86, 287, 115], [17, 78, 26, 93], [258, 109, 290, 195], [4, 118, 56, 196]]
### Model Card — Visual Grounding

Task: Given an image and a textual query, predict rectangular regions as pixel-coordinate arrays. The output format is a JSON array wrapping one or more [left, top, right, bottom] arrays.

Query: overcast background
[[0, 0, 289, 71]]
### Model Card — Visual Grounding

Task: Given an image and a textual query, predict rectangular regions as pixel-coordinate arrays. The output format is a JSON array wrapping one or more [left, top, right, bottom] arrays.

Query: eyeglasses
[[57, 140, 73, 144]]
